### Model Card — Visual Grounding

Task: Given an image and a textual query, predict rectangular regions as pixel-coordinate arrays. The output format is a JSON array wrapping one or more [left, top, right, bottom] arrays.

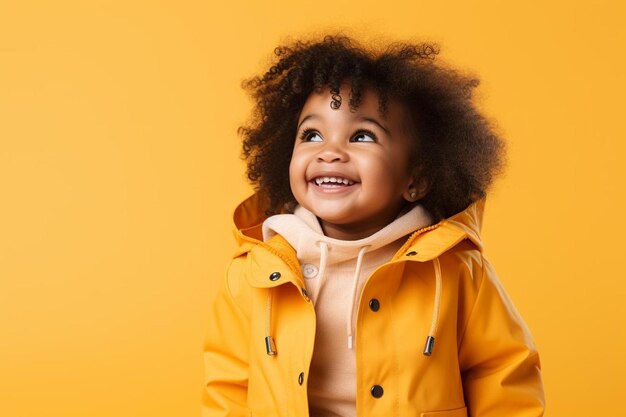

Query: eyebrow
[[297, 114, 390, 135], [359, 116, 390, 135]]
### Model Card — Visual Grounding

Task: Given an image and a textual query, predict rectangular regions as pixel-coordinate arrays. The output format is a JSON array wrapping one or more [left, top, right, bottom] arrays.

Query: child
[[203, 35, 544, 417]]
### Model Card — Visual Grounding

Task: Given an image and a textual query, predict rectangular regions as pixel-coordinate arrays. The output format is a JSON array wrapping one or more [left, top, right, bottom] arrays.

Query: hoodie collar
[[261, 204, 435, 266]]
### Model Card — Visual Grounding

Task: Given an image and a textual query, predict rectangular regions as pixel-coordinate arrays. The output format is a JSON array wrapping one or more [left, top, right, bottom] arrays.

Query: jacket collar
[[231, 193, 486, 285], [401, 198, 485, 262]]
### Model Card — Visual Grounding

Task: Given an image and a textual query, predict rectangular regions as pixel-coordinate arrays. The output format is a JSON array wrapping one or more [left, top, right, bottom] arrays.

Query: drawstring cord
[[424, 257, 442, 356], [265, 289, 277, 356], [317, 242, 329, 291], [347, 245, 371, 349]]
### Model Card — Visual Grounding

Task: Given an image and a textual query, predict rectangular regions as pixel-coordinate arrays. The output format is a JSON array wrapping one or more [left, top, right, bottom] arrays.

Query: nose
[[316, 141, 349, 163]]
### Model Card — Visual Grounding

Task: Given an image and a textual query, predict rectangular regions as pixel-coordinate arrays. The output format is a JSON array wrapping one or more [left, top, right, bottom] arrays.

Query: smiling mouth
[[313, 176, 356, 187]]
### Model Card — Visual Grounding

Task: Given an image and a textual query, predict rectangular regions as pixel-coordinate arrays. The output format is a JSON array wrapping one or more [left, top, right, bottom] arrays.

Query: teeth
[[314, 176, 355, 186]]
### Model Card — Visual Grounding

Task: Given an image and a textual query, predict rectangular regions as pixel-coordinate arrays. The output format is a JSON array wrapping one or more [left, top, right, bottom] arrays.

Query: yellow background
[[1, 0, 624, 416]]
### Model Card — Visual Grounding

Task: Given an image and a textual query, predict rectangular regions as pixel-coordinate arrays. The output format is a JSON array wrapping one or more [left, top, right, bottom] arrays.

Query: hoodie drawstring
[[424, 256, 442, 356], [347, 245, 371, 349], [315, 240, 371, 350], [317, 241, 329, 289]]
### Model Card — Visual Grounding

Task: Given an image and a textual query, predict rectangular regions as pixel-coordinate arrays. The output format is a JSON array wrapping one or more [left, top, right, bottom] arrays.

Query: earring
[[410, 191, 417, 199]]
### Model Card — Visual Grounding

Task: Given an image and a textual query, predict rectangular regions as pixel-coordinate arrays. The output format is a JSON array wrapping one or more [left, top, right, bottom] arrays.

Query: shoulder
[[410, 223, 485, 287], [226, 235, 299, 293]]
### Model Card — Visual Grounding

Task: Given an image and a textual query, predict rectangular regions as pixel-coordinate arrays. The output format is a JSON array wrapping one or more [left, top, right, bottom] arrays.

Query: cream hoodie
[[262, 204, 434, 417]]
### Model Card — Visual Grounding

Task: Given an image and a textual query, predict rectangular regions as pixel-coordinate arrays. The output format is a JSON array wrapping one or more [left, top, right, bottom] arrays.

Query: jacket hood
[[231, 193, 486, 260]]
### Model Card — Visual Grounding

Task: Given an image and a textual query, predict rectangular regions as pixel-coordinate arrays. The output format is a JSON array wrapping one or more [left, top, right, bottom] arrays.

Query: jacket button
[[301, 288, 311, 302], [406, 251, 418, 256], [369, 298, 380, 312], [370, 385, 384, 398], [269, 271, 281, 281], [298, 372, 304, 385]]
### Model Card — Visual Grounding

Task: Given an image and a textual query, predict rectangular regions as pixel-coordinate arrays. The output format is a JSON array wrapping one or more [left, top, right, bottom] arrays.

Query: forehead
[[298, 85, 409, 128]]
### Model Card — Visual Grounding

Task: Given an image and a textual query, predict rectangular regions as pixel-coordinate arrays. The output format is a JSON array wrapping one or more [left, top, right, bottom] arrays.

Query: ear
[[403, 173, 429, 203]]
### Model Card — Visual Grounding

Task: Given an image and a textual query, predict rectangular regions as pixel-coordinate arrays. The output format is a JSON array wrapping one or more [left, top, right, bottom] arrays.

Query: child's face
[[289, 85, 418, 240]]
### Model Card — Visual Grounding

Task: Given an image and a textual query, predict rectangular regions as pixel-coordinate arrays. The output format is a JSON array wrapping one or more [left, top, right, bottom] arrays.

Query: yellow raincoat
[[203, 194, 545, 417]]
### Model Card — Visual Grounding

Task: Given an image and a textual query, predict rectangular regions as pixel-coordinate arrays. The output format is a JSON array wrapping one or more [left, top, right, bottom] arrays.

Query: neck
[[318, 203, 418, 241], [319, 218, 391, 240]]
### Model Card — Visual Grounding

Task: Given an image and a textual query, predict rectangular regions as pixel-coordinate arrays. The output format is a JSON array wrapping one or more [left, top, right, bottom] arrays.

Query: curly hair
[[239, 34, 506, 221]]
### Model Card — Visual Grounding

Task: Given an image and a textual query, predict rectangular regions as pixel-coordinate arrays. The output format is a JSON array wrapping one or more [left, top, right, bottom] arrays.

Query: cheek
[[359, 154, 403, 179], [360, 154, 411, 191], [288, 153, 304, 192]]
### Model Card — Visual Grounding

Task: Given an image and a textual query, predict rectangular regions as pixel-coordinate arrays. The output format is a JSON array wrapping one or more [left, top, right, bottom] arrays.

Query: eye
[[351, 130, 377, 143], [299, 128, 323, 142]]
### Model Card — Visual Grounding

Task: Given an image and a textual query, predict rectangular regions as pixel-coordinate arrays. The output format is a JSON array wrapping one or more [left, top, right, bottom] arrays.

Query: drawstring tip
[[423, 336, 435, 356], [265, 336, 277, 356], [347, 335, 353, 349]]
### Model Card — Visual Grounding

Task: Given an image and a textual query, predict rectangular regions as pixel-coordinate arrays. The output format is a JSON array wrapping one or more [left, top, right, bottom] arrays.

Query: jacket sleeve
[[458, 255, 545, 417], [202, 257, 250, 417]]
